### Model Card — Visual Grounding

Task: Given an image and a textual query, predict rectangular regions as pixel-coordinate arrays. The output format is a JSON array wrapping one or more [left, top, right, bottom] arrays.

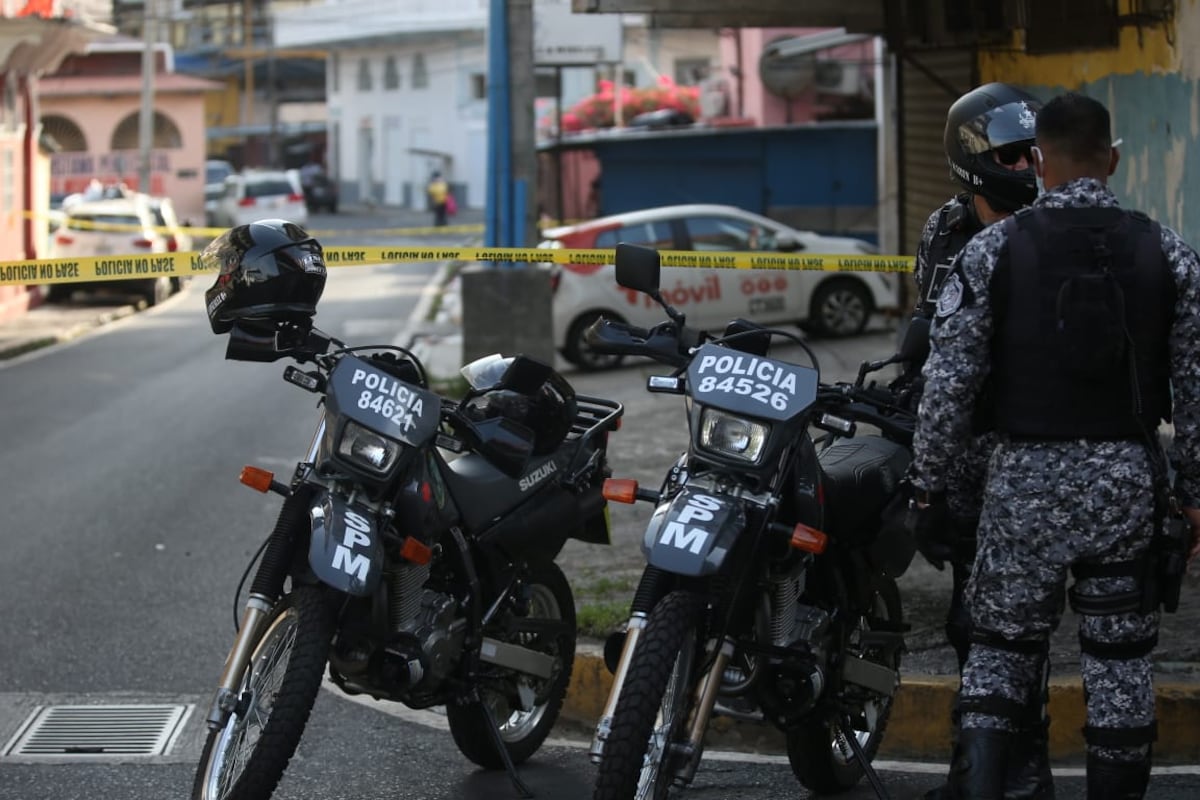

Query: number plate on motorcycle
[[328, 355, 442, 446], [687, 343, 817, 421]]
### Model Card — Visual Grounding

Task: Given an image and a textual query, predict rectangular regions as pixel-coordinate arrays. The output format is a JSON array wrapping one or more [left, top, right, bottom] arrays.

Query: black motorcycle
[[192, 319, 622, 800], [585, 243, 923, 800]]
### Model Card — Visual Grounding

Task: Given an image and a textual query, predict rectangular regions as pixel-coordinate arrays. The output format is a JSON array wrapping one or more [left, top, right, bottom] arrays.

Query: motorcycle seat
[[817, 437, 912, 543]]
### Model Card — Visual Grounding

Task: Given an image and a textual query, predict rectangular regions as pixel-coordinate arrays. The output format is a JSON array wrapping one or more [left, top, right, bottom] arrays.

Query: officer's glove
[[909, 489, 952, 571]]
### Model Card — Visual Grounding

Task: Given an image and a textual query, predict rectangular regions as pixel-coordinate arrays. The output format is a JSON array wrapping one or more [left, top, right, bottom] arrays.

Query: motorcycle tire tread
[[592, 590, 704, 800]]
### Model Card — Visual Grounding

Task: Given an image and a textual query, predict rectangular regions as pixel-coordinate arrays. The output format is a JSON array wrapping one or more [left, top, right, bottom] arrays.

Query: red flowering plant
[[542, 75, 701, 135]]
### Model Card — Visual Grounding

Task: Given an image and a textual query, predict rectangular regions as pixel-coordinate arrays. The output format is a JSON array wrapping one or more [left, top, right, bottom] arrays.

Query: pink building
[[38, 43, 222, 226], [719, 28, 876, 127]]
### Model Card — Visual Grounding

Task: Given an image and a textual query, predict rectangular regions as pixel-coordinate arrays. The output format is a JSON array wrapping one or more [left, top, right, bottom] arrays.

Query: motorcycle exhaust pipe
[[204, 593, 273, 729], [589, 612, 648, 763]]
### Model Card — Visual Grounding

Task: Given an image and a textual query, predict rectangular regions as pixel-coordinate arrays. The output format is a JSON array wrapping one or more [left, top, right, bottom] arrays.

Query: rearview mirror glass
[[614, 243, 661, 294]]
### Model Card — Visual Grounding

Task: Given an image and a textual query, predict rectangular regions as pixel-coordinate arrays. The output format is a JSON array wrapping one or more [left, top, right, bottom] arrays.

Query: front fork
[[589, 612, 648, 762], [204, 593, 274, 730], [672, 636, 734, 787]]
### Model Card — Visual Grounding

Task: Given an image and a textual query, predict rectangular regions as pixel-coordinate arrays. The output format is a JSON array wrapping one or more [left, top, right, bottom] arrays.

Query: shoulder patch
[[935, 273, 964, 318]]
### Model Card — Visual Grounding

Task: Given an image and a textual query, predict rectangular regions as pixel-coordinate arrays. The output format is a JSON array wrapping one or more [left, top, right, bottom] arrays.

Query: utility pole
[[138, 0, 156, 193]]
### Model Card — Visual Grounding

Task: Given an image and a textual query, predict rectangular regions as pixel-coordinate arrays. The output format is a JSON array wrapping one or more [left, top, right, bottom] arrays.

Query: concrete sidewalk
[[3, 260, 1198, 766]]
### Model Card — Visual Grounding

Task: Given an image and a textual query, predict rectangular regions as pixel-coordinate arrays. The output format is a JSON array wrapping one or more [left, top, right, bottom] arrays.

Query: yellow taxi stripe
[[0, 247, 915, 287]]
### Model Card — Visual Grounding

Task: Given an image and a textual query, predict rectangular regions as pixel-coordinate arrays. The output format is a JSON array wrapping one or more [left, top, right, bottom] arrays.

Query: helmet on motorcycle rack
[[458, 354, 578, 456], [944, 82, 1043, 213], [202, 219, 327, 334]]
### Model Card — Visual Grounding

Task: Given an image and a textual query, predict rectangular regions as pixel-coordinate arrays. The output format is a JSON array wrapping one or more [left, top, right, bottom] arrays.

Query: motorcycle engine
[[383, 587, 467, 692]]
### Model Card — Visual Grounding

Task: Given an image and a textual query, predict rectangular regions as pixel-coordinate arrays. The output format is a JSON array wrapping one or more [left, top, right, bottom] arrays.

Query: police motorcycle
[[585, 243, 924, 800], [191, 221, 622, 800]]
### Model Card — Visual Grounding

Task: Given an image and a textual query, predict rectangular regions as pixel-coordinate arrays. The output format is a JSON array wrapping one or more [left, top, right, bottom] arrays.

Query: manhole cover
[[3, 704, 192, 757]]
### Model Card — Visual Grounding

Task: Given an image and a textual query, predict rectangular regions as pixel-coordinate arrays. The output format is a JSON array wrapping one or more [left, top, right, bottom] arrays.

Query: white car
[[47, 194, 181, 305], [539, 204, 901, 370], [211, 169, 308, 229]]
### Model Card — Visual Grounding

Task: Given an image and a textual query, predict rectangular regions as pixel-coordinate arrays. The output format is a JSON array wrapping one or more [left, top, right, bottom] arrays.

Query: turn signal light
[[400, 536, 433, 565], [789, 523, 828, 554], [603, 478, 639, 504], [239, 465, 275, 493]]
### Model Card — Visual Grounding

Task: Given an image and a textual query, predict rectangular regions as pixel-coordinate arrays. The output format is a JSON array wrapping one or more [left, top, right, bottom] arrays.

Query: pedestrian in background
[[427, 171, 449, 227], [907, 82, 1054, 800], [910, 91, 1200, 798]]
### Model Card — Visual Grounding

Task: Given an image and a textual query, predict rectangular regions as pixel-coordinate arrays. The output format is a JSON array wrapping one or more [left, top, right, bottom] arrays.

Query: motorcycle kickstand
[[476, 697, 534, 799], [839, 712, 891, 800]]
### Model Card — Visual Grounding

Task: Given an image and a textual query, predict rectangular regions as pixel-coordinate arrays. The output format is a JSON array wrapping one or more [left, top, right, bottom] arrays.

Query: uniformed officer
[[911, 92, 1200, 799], [909, 83, 1053, 800]]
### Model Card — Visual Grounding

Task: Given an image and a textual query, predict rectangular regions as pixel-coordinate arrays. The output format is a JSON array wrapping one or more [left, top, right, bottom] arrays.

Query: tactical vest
[[991, 206, 1174, 439], [917, 193, 982, 318]]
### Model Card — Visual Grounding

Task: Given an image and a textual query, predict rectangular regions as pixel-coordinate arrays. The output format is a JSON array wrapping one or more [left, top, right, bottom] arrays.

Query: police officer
[[910, 82, 1053, 800], [910, 92, 1200, 798]]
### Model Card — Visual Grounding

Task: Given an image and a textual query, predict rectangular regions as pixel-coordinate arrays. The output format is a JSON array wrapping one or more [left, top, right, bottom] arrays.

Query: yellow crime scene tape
[[0, 246, 915, 288]]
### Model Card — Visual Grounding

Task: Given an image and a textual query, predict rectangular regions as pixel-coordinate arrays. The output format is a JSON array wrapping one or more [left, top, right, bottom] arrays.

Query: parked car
[[205, 159, 235, 225], [148, 196, 193, 254], [301, 171, 339, 214], [210, 169, 308, 229], [46, 194, 181, 305], [539, 203, 901, 370]]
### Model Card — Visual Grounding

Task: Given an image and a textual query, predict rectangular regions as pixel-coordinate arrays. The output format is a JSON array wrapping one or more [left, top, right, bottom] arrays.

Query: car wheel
[[806, 278, 871, 338], [563, 311, 626, 371], [144, 276, 173, 307]]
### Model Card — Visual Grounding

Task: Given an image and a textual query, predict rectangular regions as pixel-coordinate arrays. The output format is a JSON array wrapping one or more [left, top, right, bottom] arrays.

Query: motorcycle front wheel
[[592, 590, 704, 800], [785, 577, 903, 794], [446, 560, 577, 769], [192, 585, 335, 800]]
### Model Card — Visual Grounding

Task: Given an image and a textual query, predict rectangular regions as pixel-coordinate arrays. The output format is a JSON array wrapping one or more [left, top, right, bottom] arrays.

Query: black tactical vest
[[991, 206, 1174, 439], [918, 193, 983, 318]]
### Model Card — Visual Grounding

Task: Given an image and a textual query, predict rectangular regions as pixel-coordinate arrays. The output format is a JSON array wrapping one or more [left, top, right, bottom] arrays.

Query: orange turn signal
[[603, 478, 639, 504], [789, 523, 828, 555], [239, 466, 275, 493], [400, 536, 433, 565]]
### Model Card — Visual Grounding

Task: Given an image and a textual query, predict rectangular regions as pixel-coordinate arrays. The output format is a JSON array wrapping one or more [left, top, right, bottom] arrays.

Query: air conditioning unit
[[813, 59, 861, 96]]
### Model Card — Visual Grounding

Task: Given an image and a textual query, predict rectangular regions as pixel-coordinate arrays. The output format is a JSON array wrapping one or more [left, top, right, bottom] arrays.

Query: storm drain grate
[[3, 704, 193, 757]]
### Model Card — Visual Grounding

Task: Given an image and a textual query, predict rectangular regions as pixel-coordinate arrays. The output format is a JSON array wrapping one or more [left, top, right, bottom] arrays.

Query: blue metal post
[[486, 0, 512, 250]]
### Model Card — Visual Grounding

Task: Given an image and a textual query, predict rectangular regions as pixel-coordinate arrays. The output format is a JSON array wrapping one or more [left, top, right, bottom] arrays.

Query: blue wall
[[589, 123, 878, 240]]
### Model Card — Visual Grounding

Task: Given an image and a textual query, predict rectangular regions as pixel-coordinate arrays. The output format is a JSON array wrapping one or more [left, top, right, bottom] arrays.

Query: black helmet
[[458, 354, 578, 456], [202, 219, 327, 334], [944, 82, 1042, 213]]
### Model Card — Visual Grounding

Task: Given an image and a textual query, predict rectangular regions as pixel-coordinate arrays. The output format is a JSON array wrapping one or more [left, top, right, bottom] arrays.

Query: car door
[[590, 220, 677, 328], [680, 214, 796, 329]]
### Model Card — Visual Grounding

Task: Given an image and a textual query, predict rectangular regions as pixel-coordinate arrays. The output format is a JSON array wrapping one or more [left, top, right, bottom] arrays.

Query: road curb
[[563, 646, 1200, 764]]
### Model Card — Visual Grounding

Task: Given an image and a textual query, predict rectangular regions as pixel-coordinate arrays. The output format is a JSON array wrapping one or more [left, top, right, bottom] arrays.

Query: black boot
[[1003, 719, 1055, 798], [1085, 753, 1151, 800], [947, 728, 1010, 799]]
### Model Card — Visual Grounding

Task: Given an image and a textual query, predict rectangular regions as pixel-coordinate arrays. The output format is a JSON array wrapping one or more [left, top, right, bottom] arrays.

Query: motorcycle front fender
[[642, 487, 745, 576], [308, 493, 384, 596]]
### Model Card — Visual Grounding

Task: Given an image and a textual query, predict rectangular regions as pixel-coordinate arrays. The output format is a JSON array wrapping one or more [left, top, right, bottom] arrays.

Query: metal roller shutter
[[898, 47, 977, 256]]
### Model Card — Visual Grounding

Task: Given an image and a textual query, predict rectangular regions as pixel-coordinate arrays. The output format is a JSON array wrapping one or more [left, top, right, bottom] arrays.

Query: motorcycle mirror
[[465, 417, 535, 479], [897, 316, 931, 364], [614, 243, 661, 294]]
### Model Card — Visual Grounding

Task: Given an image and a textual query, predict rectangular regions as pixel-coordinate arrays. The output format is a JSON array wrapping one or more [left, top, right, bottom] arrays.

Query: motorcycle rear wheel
[[785, 578, 903, 794], [192, 585, 335, 800], [446, 561, 577, 769], [592, 590, 704, 800]]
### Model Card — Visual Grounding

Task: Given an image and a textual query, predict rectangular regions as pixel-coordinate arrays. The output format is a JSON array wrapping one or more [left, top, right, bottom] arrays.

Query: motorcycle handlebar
[[583, 317, 693, 368], [817, 383, 916, 444]]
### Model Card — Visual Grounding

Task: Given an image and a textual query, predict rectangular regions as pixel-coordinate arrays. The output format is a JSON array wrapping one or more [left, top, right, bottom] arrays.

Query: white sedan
[[539, 204, 901, 370]]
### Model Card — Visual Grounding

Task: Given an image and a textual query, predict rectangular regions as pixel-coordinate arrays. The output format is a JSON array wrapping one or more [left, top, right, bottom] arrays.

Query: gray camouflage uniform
[[911, 177, 1200, 762]]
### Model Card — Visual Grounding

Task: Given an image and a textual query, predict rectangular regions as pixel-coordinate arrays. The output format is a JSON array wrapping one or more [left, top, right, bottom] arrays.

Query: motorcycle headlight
[[698, 408, 769, 463], [337, 420, 402, 474]]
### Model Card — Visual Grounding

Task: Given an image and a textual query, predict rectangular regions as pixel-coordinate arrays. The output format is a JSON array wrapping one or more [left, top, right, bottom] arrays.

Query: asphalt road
[[1, 210, 1197, 799]]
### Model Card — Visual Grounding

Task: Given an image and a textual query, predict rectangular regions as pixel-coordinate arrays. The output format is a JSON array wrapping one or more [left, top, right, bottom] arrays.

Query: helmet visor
[[956, 100, 1040, 155], [460, 353, 512, 390]]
